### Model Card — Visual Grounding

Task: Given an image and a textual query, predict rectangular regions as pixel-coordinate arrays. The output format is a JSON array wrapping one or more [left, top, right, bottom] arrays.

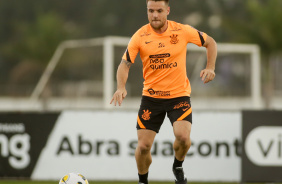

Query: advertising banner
[[0, 112, 59, 177], [0, 111, 241, 181], [242, 110, 282, 183], [31, 111, 241, 182]]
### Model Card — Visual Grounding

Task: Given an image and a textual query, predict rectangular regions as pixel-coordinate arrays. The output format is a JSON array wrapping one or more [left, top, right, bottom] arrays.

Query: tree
[[221, 0, 282, 107]]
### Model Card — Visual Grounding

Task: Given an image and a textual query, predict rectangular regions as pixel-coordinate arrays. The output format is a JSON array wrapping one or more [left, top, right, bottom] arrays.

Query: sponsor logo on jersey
[[149, 62, 177, 70], [149, 58, 177, 70], [148, 88, 155, 95], [149, 53, 174, 70], [171, 27, 182, 32], [141, 31, 151, 37], [158, 43, 165, 48], [147, 88, 170, 96], [149, 53, 170, 58]]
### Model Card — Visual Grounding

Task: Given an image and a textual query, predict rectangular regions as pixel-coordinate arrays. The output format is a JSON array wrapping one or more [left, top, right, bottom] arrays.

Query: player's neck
[[152, 21, 168, 34]]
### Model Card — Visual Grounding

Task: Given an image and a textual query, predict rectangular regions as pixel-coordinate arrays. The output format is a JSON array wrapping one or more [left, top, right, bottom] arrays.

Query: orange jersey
[[122, 20, 207, 99]]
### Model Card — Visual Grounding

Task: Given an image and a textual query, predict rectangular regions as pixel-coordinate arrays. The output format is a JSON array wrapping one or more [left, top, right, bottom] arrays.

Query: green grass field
[[0, 182, 239, 184], [0, 181, 238, 184], [0, 181, 279, 184]]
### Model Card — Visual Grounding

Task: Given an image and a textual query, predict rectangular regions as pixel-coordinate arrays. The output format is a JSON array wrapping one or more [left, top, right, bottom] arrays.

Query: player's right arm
[[110, 29, 141, 106], [110, 59, 132, 106]]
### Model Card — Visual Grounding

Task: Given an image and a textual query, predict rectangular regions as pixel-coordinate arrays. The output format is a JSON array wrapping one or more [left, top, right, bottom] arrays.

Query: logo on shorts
[[170, 34, 179, 44], [142, 109, 151, 120], [173, 101, 190, 111]]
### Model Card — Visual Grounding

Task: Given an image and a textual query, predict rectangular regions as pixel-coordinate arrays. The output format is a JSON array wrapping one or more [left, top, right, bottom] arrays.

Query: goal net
[[30, 36, 262, 110]]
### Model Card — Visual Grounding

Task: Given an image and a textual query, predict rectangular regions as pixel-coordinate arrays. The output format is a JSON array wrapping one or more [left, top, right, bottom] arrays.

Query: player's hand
[[200, 68, 215, 84], [110, 88, 127, 106]]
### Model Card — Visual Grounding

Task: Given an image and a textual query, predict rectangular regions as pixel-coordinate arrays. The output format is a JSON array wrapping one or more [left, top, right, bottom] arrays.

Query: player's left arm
[[201, 35, 217, 84]]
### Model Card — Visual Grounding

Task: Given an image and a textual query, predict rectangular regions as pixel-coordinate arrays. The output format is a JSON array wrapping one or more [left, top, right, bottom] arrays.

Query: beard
[[150, 19, 165, 30]]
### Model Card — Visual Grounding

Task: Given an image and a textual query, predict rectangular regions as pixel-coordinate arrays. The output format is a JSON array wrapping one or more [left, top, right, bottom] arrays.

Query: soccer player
[[110, 0, 217, 183]]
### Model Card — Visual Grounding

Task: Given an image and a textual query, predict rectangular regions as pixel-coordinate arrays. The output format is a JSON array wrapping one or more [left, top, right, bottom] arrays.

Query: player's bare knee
[[138, 142, 152, 154], [175, 135, 191, 150], [176, 134, 190, 143]]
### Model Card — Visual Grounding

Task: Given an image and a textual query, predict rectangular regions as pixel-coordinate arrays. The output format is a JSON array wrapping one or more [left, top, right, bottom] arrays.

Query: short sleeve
[[122, 31, 140, 64], [184, 25, 207, 47]]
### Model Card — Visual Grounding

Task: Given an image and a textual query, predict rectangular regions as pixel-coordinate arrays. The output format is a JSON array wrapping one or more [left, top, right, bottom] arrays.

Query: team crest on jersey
[[170, 34, 179, 44], [142, 109, 151, 120]]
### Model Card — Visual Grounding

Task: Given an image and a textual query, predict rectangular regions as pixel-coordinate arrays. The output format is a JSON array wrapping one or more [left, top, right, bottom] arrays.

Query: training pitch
[[0, 181, 275, 184]]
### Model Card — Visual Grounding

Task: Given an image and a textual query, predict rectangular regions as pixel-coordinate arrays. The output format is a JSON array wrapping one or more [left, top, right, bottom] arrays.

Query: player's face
[[147, 1, 170, 31]]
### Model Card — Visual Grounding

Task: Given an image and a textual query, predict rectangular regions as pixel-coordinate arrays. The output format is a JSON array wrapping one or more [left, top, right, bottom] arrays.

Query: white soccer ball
[[59, 173, 89, 184]]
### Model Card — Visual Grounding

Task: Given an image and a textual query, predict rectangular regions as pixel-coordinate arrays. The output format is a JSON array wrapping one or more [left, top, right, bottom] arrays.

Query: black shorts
[[137, 96, 192, 133]]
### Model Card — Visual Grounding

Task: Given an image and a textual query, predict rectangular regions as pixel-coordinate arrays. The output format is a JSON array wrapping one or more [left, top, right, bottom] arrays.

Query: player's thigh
[[137, 129, 157, 149], [166, 96, 192, 139], [173, 120, 192, 141]]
